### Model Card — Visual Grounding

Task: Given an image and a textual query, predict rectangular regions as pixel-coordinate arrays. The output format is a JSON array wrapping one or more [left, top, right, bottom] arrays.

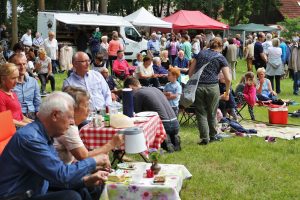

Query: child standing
[[236, 72, 256, 120], [163, 67, 182, 116]]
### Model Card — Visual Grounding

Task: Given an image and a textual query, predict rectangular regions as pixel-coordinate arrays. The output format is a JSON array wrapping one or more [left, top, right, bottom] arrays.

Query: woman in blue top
[[256, 67, 277, 101], [189, 37, 231, 145]]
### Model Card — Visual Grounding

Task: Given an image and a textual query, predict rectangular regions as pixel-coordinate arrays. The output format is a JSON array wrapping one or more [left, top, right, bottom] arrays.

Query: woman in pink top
[[108, 33, 123, 69], [0, 63, 32, 127], [236, 72, 256, 120]]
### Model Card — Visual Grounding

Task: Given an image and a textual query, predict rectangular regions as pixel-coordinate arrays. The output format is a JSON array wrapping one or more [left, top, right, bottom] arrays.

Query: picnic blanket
[[240, 122, 300, 140]]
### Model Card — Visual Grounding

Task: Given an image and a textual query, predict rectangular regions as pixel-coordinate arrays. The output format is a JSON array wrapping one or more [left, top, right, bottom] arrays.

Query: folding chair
[[112, 70, 125, 88], [0, 111, 34, 199], [235, 103, 247, 120], [111, 59, 126, 88], [179, 105, 197, 125], [0, 111, 16, 155]]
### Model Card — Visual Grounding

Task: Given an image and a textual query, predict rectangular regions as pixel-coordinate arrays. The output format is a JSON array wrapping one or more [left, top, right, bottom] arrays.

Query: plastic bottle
[[104, 106, 110, 127]]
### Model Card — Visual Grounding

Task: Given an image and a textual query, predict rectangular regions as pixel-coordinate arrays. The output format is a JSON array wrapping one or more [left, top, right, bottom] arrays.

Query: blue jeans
[[51, 60, 58, 74], [30, 190, 81, 200], [162, 120, 181, 151]]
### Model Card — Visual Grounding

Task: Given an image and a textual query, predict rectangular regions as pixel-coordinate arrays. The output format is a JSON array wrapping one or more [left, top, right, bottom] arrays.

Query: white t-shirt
[[36, 56, 51, 74], [44, 38, 58, 60], [53, 125, 85, 164], [136, 64, 154, 78], [20, 33, 32, 46]]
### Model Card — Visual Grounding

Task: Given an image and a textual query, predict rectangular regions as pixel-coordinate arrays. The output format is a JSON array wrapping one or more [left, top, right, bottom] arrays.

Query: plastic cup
[[131, 170, 143, 183]]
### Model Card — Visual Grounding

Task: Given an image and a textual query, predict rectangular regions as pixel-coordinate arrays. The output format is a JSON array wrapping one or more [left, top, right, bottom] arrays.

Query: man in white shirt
[[32, 32, 44, 49], [20, 29, 32, 47], [44, 31, 59, 73]]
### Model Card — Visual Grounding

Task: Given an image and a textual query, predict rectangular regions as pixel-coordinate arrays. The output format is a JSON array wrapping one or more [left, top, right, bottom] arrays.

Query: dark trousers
[[47, 184, 103, 200], [293, 71, 300, 94], [267, 75, 281, 93], [162, 120, 181, 151], [139, 78, 160, 87], [169, 55, 177, 65], [51, 60, 58, 74], [108, 55, 117, 73], [254, 62, 266, 71], [30, 190, 82, 200], [38, 73, 55, 93]]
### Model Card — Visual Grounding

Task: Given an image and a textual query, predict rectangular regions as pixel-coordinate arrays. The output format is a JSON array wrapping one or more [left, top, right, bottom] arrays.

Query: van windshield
[[125, 27, 141, 42]]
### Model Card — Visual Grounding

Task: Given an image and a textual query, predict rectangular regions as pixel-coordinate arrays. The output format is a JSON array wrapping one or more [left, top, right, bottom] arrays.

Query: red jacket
[[243, 84, 256, 106], [112, 59, 135, 77]]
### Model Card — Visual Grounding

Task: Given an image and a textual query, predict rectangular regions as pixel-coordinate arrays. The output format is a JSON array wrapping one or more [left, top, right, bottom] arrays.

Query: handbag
[[180, 54, 220, 108], [180, 61, 210, 108]]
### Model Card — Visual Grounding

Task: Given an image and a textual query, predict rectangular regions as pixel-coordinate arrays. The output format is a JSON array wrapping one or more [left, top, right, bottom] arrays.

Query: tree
[[38, 0, 45, 11], [11, 0, 18, 47], [0, 0, 7, 25], [279, 17, 300, 39], [222, 0, 253, 25], [174, 0, 223, 19], [252, 0, 281, 25], [99, 0, 108, 14]]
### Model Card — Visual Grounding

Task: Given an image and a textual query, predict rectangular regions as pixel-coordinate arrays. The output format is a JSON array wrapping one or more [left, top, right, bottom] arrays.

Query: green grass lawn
[[48, 60, 300, 199]]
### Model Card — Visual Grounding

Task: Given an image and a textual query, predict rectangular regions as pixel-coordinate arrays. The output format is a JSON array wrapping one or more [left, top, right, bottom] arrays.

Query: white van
[[37, 11, 148, 60]]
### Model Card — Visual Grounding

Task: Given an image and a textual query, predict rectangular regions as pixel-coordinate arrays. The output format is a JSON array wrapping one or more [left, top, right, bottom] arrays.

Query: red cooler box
[[268, 104, 288, 124]]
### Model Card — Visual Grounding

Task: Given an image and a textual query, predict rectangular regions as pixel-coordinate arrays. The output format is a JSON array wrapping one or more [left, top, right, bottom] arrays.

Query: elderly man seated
[[173, 50, 189, 74], [63, 51, 112, 112], [112, 50, 135, 79], [152, 56, 168, 85], [0, 92, 110, 200]]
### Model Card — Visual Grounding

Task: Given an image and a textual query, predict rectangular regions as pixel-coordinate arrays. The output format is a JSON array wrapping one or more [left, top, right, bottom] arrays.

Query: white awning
[[124, 7, 172, 28], [54, 13, 133, 27]]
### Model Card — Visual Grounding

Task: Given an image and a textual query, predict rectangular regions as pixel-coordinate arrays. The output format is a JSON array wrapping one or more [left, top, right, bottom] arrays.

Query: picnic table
[[79, 115, 167, 151], [100, 162, 192, 200]]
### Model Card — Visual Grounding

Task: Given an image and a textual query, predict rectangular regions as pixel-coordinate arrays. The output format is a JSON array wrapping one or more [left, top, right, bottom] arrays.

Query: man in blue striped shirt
[[10, 53, 41, 119], [63, 52, 112, 112]]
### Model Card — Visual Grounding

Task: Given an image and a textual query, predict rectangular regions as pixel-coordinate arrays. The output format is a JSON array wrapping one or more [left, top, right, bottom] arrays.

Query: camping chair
[[0, 111, 33, 200], [0, 110, 16, 155], [179, 105, 197, 125], [111, 60, 125, 88], [235, 102, 247, 120]]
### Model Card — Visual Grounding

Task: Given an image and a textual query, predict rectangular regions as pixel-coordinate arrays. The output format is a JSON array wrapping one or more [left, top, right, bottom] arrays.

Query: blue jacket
[[0, 120, 96, 197]]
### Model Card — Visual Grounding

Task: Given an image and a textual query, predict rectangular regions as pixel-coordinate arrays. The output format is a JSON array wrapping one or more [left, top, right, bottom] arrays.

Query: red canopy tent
[[163, 10, 229, 30]]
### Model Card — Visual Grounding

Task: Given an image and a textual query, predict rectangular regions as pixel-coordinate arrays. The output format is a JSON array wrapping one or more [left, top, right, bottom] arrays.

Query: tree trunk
[[83, 0, 88, 11], [80, 0, 84, 11], [0, 0, 7, 24], [99, 0, 107, 14], [166, 0, 171, 16], [38, 0, 45, 11], [159, 0, 164, 17], [11, 0, 18, 48]]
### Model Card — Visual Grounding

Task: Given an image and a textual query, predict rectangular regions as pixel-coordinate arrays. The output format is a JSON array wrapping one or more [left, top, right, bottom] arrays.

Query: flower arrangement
[[148, 148, 161, 163], [149, 148, 162, 175]]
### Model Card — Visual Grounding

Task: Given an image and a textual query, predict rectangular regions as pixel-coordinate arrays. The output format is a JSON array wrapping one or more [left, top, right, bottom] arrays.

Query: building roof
[[279, 0, 300, 18]]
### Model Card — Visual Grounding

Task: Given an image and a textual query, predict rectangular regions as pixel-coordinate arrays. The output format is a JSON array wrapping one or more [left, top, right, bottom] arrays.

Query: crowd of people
[[0, 23, 300, 199]]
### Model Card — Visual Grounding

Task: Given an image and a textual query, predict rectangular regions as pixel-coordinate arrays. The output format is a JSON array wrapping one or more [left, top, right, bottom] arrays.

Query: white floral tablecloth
[[100, 162, 192, 200]]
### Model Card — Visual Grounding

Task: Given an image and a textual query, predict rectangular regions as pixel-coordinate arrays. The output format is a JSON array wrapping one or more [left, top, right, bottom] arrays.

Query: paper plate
[[117, 163, 136, 170], [132, 117, 149, 123], [135, 111, 158, 117]]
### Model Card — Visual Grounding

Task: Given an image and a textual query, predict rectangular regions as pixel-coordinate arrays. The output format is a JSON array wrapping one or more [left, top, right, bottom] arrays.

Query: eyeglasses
[[75, 59, 91, 64]]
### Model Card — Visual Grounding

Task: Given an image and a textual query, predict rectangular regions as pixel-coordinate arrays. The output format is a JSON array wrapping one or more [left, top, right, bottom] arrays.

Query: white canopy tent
[[124, 7, 172, 28]]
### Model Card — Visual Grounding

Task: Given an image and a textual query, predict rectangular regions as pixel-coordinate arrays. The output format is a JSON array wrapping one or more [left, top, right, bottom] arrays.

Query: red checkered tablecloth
[[79, 115, 166, 150]]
